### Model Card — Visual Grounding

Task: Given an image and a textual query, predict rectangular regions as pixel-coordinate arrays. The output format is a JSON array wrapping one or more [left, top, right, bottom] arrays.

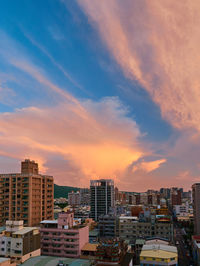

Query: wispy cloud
[[22, 30, 91, 96], [48, 25, 65, 41], [77, 0, 200, 132]]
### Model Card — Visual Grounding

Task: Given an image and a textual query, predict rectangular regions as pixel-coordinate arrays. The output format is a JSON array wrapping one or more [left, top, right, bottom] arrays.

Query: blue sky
[[0, 0, 173, 140], [0, 0, 199, 191]]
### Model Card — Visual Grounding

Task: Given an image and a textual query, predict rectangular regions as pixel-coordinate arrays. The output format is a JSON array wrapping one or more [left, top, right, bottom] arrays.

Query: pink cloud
[[77, 0, 200, 132]]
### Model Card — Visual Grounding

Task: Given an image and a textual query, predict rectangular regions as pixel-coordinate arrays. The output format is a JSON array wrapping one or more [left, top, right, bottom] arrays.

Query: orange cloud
[[0, 97, 149, 187], [132, 159, 166, 174], [77, 0, 200, 132]]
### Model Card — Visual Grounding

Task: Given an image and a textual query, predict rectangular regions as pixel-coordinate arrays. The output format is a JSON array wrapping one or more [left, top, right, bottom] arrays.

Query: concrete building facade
[[98, 214, 119, 239], [192, 183, 200, 235], [119, 216, 173, 243], [0, 221, 40, 265], [90, 179, 114, 221], [68, 191, 81, 206], [0, 159, 54, 227], [40, 211, 89, 258]]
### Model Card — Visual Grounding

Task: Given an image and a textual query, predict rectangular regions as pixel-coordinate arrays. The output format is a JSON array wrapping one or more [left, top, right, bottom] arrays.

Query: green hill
[[54, 184, 79, 199]]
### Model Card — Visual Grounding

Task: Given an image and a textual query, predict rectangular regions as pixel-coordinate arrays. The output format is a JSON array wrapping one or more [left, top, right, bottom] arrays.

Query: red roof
[[193, 235, 200, 240]]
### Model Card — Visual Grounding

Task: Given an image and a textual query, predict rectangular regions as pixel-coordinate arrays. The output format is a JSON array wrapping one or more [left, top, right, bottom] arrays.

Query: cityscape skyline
[[0, 1, 200, 191], [0, 2, 199, 265]]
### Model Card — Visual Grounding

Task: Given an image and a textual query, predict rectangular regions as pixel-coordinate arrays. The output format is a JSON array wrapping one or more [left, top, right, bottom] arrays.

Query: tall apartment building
[[160, 188, 171, 199], [192, 183, 200, 234], [0, 159, 54, 227], [80, 188, 90, 205], [171, 188, 182, 206], [68, 191, 81, 206], [0, 220, 40, 264], [90, 179, 114, 221]]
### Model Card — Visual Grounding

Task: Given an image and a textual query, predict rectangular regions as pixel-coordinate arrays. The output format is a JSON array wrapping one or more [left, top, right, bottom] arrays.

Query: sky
[[0, 0, 199, 191]]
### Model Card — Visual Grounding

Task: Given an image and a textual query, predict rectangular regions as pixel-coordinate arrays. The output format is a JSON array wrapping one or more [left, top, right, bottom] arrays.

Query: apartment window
[[14, 250, 21, 254], [65, 251, 77, 255], [54, 250, 61, 253]]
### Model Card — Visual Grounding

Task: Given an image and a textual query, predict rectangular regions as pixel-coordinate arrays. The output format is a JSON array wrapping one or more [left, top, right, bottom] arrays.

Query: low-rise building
[[80, 243, 98, 260], [119, 215, 173, 243], [98, 214, 119, 239], [95, 239, 133, 265], [0, 221, 40, 264], [40, 211, 89, 258], [140, 244, 178, 265]]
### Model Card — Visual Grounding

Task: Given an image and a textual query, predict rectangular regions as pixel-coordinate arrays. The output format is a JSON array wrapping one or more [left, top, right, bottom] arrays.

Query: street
[[174, 227, 193, 266]]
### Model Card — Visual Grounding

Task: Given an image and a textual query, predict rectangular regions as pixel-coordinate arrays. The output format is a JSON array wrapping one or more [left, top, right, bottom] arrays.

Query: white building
[[0, 221, 40, 264], [173, 203, 189, 217], [68, 191, 81, 206]]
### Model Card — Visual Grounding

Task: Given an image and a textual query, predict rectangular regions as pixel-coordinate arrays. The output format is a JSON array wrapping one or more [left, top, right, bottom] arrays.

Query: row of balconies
[[41, 244, 78, 250]]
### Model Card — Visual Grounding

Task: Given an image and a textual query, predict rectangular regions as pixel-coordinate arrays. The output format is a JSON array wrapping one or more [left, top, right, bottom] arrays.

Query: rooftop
[[193, 235, 200, 240], [0, 258, 10, 262], [81, 243, 98, 252], [40, 220, 58, 224], [0, 226, 6, 233], [21, 256, 91, 266], [13, 227, 38, 235], [135, 239, 146, 245], [140, 244, 177, 259], [89, 230, 99, 237], [119, 216, 138, 220]]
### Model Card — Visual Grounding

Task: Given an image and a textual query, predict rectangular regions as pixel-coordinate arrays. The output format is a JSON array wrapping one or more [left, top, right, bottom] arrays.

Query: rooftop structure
[[95, 239, 131, 265]]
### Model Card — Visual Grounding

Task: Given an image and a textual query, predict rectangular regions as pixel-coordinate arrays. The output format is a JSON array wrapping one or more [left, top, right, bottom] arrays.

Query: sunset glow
[[0, 1, 199, 191]]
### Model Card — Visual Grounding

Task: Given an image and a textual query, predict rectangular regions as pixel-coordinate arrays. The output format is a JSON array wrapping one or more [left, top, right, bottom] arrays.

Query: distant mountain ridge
[[54, 184, 79, 199]]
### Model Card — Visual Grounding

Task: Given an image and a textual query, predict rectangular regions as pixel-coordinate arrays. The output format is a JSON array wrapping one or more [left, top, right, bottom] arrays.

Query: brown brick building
[[0, 159, 54, 226]]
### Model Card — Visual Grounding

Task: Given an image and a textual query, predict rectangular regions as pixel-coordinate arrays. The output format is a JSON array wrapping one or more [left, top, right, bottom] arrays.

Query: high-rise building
[[80, 188, 90, 205], [0, 159, 54, 227], [68, 191, 81, 206], [171, 188, 182, 206], [192, 183, 200, 234], [90, 179, 114, 221]]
